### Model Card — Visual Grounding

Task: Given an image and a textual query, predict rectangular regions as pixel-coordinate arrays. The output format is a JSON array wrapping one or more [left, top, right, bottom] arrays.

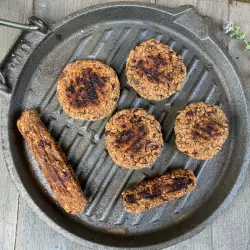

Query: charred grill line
[[67, 68, 107, 108], [125, 177, 194, 204], [122, 169, 196, 214], [192, 118, 225, 140]]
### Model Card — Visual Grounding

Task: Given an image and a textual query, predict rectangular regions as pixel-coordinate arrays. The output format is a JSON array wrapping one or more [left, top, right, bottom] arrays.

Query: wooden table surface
[[0, 0, 250, 249]]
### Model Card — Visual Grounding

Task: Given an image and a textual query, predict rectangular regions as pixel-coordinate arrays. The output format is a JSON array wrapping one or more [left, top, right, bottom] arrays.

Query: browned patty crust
[[175, 102, 229, 160], [17, 110, 88, 214], [122, 168, 197, 213], [57, 60, 120, 120], [126, 39, 186, 100], [105, 109, 163, 169]]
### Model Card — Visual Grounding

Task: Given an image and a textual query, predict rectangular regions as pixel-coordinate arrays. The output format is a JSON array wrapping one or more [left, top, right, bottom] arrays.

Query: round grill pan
[[1, 2, 250, 249]]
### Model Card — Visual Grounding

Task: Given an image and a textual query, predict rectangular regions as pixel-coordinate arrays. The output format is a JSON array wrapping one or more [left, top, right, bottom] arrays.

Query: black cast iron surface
[[1, 2, 250, 249]]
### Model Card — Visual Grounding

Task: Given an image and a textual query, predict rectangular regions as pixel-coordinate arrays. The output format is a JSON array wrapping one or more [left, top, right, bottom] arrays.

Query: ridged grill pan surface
[[1, 2, 250, 249]]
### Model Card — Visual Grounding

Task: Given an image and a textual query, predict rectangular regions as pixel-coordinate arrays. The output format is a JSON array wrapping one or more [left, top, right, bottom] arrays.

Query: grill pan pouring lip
[[1, 2, 250, 249]]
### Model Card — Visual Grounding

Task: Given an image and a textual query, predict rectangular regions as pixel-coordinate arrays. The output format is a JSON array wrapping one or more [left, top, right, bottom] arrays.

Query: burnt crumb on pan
[[175, 102, 228, 160], [105, 108, 163, 169], [126, 39, 186, 100], [122, 168, 197, 213], [56, 34, 62, 41], [57, 60, 120, 120]]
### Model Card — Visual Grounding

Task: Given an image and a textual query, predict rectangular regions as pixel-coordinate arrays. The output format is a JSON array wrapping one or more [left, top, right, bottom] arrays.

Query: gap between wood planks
[[235, 0, 250, 3]]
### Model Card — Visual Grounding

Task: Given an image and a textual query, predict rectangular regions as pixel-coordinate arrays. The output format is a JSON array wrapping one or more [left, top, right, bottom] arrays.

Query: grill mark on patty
[[115, 115, 151, 153], [116, 129, 134, 144], [192, 118, 225, 140], [115, 123, 148, 153], [192, 130, 209, 140], [34, 144, 70, 195], [135, 54, 174, 84], [172, 178, 190, 191], [125, 177, 194, 203], [66, 68, 107, 108]]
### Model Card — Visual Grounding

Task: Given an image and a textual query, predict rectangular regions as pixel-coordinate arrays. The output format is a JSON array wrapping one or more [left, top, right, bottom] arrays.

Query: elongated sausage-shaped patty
[[17, 110, 88, 214], [122, 169, 196, 213]]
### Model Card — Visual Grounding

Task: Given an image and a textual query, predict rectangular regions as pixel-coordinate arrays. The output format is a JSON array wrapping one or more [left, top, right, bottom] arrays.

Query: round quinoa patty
[[126, 39, 186, 101], [57, 60, 120, 120], [105, 109, 163, 169], [174, 102, 229, 160]]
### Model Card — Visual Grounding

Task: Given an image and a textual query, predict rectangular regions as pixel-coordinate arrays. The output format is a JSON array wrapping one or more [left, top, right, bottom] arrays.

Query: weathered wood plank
[[237, 0, 250, 3], [34, 0, 151, 24], [168, 228, 212, 250], [157, 0, 198, 7], [197, 0, 229, 43], [16, 200, 84, 250], [0, 0, 33, 61], [0, 139, 19, 250], [157, 0, 229, 43], [211, 2, 250, 249], [0, 1, 33, 250]]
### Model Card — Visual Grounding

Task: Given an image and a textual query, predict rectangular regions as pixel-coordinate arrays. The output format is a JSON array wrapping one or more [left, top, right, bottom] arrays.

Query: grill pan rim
[[1, 2, 250, 249]]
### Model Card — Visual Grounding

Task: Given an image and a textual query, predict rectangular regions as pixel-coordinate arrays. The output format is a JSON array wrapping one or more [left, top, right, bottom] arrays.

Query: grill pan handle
[[0, 16, 48, 98], [0, 16, 48, 33]]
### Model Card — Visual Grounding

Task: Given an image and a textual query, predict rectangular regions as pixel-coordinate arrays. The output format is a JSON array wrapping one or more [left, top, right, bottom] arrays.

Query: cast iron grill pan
[[1, 2, 250, 249]]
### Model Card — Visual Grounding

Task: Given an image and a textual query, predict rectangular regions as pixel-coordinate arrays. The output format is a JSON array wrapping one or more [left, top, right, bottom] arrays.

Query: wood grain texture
[[211, 2, 250, 250], [237, 0, 250, 3], [0, 0, 249, 250], [0, 1, 33, 250], [157, 0, 229, 43], [0, 129, 19, 250], [197, 0, 229, 43], [15, 200, 84, 250], [0, 0, 33, 61], [34, 0, 151, 24]]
